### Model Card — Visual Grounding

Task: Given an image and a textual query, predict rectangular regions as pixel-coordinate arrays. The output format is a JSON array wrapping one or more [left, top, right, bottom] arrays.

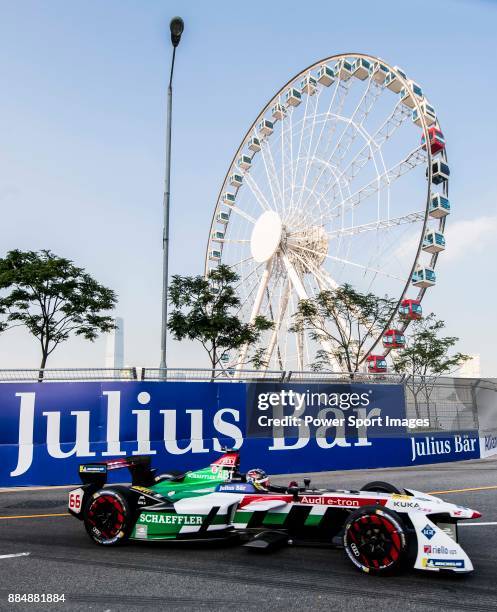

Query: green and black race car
[[68, 451, 481, 576]]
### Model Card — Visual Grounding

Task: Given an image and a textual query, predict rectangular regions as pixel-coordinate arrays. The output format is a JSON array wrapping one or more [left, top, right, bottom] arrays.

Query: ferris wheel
[[205, 53, 450, 373]]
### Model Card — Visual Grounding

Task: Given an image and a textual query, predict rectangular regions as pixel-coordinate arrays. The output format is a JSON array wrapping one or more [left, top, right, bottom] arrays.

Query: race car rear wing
[[79, 456, 156, 487], [78, 449, 240, 487]]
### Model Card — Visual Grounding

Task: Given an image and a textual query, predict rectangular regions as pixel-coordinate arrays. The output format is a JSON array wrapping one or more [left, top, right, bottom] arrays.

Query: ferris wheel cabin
[[423, 230, 446, 254], [209, 249, 222, 262], [258, 119, 274, 137], [285, 88, 302, 107], [222, 192, 236, 206], [429, 194, 450, 218], [271, 103, 287, 120], [412, 267, 436, 288], [230, 173, 243, 188], [429, 159, 450, 185], [351, 58, 372, 80], [317, 64, 335, 86], [238, 155, 252, 170], [399, 299, 422, 321], [248, 137, 261, 152], [211, 230, 225, 242], [412, 101, 437, 127], [399, 300, 423, 321], [301, 74, 317, 95], [382, 330, 406, 349], [385, 66, 407, 93], [371, 62, 389, 84], [421, 127, 446, 155], [400, 80, 423, 109], [366, 355, 388, 373], [216, 211, 230, 224], [335, 59, 353, 81]]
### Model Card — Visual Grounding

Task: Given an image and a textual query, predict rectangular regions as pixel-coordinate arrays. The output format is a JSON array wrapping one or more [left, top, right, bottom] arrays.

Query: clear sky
[[0, 0, 496, 375]]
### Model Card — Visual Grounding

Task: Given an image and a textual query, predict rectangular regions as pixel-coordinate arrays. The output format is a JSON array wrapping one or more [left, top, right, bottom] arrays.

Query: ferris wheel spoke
[[293, 90, 323, 219], [310, 79, 351, 167], [338, 101, 411, 189], [229, 254, 256, 270], [289, 83, 350, 223], [259, 136, 284, 213], [218, 238, 251, 244], [294, 244, 406, 282], [299, 76, 381, 216], [292, 84, 312, 199], [285, 153, 350, 231], [280, 104, 286, 217], [325, 76, 382, 172], [316, 79, 352, 160], [228, 205, 257, 225], [305, 101, 411, 225], [324, 211, 425, 239], [324, 146, 427, 222], [289, 84, 319, 219], [288, 107, 296, 216], [233, 261, 265, 293], [243, 172, 273, 213]]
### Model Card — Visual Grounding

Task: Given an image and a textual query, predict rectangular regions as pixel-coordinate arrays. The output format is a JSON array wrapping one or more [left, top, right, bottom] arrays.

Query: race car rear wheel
[[343, 506, 408, 575], [360, 481, 401, 494], [83, 489, 132, 546]]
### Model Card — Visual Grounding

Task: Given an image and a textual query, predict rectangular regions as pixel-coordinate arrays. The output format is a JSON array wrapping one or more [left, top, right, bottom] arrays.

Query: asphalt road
[[0, 457, 496, 612]]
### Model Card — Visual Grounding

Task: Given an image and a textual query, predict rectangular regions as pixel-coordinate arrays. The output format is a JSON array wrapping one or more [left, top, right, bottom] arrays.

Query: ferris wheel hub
[[286, 225, 328, 270], [250, 211, 283, 263]]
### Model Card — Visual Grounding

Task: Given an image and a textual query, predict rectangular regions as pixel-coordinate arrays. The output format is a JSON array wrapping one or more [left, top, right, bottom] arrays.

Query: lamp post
[[160, 16, 184, 373]]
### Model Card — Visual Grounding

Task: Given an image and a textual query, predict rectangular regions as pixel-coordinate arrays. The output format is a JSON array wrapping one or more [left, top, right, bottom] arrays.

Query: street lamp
[[160, 17, 184, 373]]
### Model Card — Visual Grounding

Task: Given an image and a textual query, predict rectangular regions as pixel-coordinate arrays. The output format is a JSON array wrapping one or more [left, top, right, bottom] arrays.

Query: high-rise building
[[105, 317, 124, 368]]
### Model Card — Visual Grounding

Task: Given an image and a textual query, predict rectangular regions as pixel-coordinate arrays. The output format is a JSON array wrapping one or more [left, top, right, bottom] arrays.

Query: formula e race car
[[68, 451, 481, 576]]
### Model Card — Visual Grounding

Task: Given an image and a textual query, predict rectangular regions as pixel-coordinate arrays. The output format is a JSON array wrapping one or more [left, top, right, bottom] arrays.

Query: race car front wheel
[[343, 506, 408, 575], [83, 489, 132, 546]]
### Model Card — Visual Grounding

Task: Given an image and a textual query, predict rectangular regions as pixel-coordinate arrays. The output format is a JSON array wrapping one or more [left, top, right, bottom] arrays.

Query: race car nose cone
[[471, 510, 481, 519]]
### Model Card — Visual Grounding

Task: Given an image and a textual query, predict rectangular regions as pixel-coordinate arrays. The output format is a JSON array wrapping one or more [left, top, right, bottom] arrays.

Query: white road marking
[[0, 552, 31, 559], [458, 522, 497, 527]]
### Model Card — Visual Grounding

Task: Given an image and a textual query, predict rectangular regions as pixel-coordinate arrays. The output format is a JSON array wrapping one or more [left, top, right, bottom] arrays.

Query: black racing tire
[[83, 489, 132, 546], [360, 481, 401, 494], [343, 505, 409, 576]]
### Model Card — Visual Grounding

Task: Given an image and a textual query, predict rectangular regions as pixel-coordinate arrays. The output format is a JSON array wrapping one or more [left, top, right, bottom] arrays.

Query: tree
[[0, 250, 117, 376], [168, 265, 272, 376], [392, 314, 470, 421], [291, 284, 396, 374]]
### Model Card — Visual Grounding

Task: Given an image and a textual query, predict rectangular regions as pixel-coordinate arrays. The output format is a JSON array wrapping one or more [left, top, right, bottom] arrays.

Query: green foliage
[[0, 249, 117, 370], [168, 265, 272, 372], [392, 313, 469, 377], [392, 313, 469, 421], [292, 283, 396, 373]]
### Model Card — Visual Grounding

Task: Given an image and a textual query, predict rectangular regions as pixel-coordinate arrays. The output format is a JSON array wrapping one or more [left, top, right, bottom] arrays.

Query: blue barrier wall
[[0, 381, 480, 486]]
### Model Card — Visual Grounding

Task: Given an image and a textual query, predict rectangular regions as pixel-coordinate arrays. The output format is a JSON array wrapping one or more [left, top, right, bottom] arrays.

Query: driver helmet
[[246, 468, 270, 491]]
